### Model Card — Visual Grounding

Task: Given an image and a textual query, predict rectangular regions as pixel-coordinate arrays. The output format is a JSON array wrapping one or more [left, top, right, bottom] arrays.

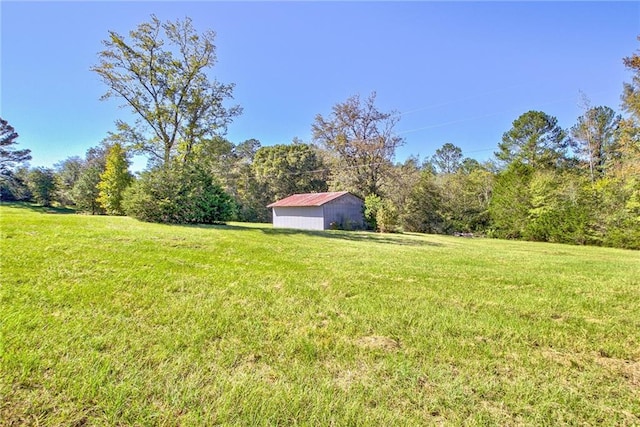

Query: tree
[[123, 164, 235, 224], [524, 170, 591, 244], [226, 139, 271, 223], [186, 136, 271, 222], [383, 156, 422, 223], [0, 117, 31, 200], [72, 145, 108, 214], [253, 142, 328, 200], [0, 117, 31, 177], [97, 143, 133, 215], [496, 111, 569, 169], [363, 194, 383, 230], [431, 143, 463, 174], [588, 175, 640, 249], [489, 161, 534, 239], [1, 166, 31, 202], [73, 165, 104, 214], [26, 167, 56, 207], [312, 92, 404, 198], [192, 136, 238, 190], [616, 38, 640, 179], [437, 165, 493, 233], [622, 36, 640, 120], [92, 16, 241, 167], [54, 156, 84, 206], [570, 106, 620, 181], [375, 199, 399, 233], [363, 194, 398, 232], [402, 169, 444, 234]]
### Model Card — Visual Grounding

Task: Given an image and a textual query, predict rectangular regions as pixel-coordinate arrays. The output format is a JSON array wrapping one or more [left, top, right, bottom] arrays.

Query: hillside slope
[[1, 203, 639, 425]]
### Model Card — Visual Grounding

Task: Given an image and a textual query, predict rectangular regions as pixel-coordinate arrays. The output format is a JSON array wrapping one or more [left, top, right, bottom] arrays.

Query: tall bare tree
[[312, 92, 404, 198], [570, 105, 620, 181]]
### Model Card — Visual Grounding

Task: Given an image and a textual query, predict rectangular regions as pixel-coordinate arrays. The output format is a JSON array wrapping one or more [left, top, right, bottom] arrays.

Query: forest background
[[1, 11, 639, 249]]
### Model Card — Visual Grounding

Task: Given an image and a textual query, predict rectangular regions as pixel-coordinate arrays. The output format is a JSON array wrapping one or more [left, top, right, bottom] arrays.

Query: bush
[[376, 199, 399, 233], [123, 165, 235, 224], [364, 194, 399, 233], [364, 194, 382, 230]]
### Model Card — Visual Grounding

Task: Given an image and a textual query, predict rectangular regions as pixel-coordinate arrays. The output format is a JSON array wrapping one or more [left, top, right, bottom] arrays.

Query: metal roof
[[267, 191, 351, 207]]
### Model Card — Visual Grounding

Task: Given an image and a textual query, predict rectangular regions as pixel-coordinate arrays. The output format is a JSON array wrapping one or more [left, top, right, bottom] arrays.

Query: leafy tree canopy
[[253, 142, 327, 200], [622, 36, 640, 120], [26, 167, 56, 207], [92, 15, 241, 167]]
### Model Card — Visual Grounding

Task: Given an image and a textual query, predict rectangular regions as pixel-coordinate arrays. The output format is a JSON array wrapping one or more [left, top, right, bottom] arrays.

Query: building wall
[[272, 206, 325, 230], [323, 194, 365, 230]]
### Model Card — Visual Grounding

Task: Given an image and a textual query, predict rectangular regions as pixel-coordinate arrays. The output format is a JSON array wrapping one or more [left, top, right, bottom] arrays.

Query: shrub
[[364, 194, 382, 230], [376, 199, 399, 233], [364, 195, 399, 233], [123, 165, 235, 224]]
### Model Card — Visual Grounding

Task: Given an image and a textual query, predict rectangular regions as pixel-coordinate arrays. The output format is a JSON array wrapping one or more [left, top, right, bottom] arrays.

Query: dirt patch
[[327, 361, 373, 391], [355, 335, 400, 351], [595, 354, 640, 387], [541, 349, 639, 387], [541, 349, 577, 368], [333, 368, 360, 391], [232, 353, 278, 384]]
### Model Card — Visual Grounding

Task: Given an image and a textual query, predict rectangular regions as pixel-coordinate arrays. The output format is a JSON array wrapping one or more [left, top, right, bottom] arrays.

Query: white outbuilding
[[267, 191, 365, 231]]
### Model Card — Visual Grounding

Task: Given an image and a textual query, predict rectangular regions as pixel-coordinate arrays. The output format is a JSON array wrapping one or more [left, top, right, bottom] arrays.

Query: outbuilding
[[267, 191, 365, 231]]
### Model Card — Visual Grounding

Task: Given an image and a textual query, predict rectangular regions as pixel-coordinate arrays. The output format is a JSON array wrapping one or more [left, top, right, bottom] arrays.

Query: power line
[[396, 89, 611, 136], [397, 84, 525, 117]]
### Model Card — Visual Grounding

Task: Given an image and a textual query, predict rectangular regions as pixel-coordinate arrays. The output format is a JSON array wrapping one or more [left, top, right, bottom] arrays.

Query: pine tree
[[1, 117, 31, 176]]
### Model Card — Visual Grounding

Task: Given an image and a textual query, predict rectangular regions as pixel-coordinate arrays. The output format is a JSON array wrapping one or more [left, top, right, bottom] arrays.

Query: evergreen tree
[[489, 161, 534, 239], [0, 117, 31, 176], [496, 111, 569, 169]]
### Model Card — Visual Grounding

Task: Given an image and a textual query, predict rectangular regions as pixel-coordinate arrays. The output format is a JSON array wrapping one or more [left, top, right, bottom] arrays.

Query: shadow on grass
[[186, 222, 442, 247], [1, 204, 441, 248], [0, 201, 77, 215]]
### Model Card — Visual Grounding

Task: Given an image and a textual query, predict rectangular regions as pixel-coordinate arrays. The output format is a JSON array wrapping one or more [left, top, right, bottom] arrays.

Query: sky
[[1, 1, 639, 171]]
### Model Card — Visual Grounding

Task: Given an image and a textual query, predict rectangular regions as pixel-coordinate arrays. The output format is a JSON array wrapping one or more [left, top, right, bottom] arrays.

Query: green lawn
[[1, 203, 639, 425]]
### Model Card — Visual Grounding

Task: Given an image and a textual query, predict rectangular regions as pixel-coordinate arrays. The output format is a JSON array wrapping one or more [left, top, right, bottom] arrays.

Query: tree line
[[1, 16, 638, 249]]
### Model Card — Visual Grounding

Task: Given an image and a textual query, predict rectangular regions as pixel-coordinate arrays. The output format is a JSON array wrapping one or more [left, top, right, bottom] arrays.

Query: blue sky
[[1, 1, 638, 171]]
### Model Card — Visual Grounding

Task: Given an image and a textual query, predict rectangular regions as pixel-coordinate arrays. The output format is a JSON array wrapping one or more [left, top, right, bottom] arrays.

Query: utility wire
[[396, 89, 610, 135]]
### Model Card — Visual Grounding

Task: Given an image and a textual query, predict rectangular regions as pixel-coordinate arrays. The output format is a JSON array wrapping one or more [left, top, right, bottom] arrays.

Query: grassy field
[[1, 202, 639, 425]]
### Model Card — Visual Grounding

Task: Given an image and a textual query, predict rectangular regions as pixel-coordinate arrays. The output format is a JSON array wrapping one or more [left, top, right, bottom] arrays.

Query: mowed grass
[[1, 203, 639, 426]]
